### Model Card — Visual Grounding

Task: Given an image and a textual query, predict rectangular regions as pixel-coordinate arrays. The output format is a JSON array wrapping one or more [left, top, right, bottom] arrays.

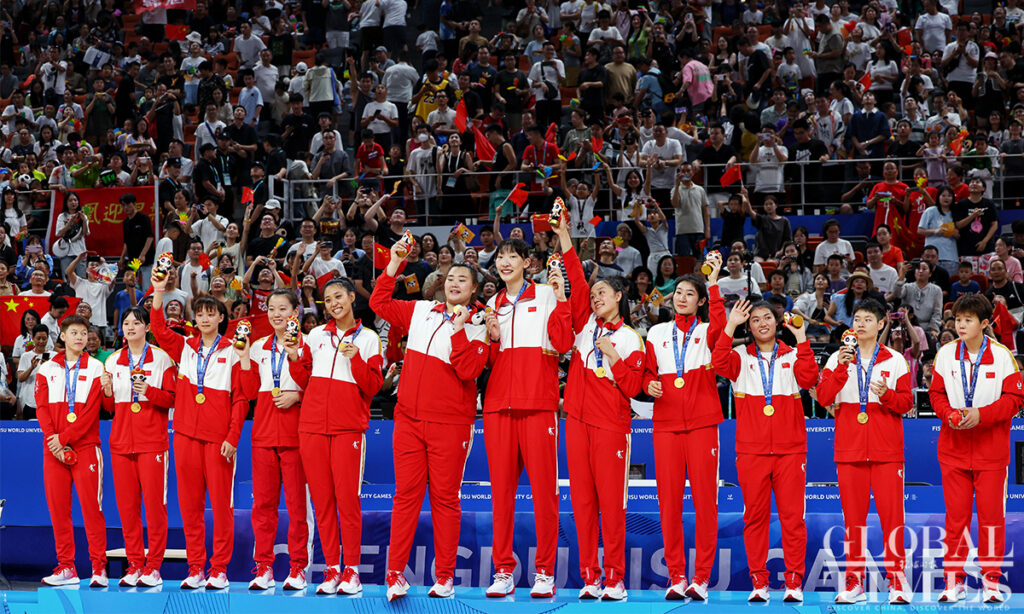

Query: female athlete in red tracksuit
[[817, 298, 913, 605], [101, 307, 177, 588], [641, 256, 724, 601], [151, 273, 251, 590], [712, 299, 818, 603], [36, 315, 108, 588], [555, 227, 645, 602], [370, 239, 490, 601], [242, 290, 310, 591], [481, 238, 573, 599], [287, 278, 383, 596], [928, 294, 1024, 604]]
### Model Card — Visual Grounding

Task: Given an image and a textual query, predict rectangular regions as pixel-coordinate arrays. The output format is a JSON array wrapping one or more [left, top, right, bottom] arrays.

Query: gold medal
[[66, 413, 77, 423], [271, 387, 281, 397], [674, 377, 685, 388], [763, 404, 775, 417], [595, 366, 607, 378], [195, 392, 206, 404], [857, 412, 869, 424], [131, 402, 141, 413]]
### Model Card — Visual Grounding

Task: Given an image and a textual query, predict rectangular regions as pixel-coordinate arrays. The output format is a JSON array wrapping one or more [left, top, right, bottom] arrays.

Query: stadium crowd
[[2, 0, 1024, 421]]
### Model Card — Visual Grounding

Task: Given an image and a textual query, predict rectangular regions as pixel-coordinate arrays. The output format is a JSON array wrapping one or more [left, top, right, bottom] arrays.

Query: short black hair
[[853, 298, 887, 322], [952, 293, 993, 323]]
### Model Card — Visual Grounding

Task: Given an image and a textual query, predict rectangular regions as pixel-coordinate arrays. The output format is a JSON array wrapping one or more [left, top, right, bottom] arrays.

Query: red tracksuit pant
[[941, 464, 1007, 580], [387, 418, 473, 578], [173, 433, 236, 574], [252, 446, 309, 567], [111, 451, 168, 570], [299, 432, 364, 568], [43, 444, 107, 571], [483, 410, 559, 574], [566, 416, 629, 580], [836, 461, 905, 578], [736, 452, 807, 584], [653, 425, 719, 580]]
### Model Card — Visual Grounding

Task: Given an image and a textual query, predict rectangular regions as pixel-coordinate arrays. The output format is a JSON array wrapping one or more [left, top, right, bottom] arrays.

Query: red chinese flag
[[454, 99, 468, 134], [198, 253, 211, 269], [0, 295, 81, 346], [242, 187, 254, 206], [545, 122, 558, 144], [897, 27, 912, 47], [472, 121, 496, 161], [589, 215, 602, 227], [859, 72, 872, 91], [509, 182, 529, 207], [317, 271, 341, 291], [532, 214, 553, 233], [166, 25, 189, 41], [720, 164, 743, 187], [374, 242, 391, 269]]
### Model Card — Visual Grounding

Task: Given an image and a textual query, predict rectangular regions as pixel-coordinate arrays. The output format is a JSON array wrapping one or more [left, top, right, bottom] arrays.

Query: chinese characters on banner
[[46, 186, 159, 259]]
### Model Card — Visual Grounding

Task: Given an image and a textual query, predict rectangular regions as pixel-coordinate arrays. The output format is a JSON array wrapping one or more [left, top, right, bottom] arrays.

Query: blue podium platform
[[4, 583, 1022, 614]]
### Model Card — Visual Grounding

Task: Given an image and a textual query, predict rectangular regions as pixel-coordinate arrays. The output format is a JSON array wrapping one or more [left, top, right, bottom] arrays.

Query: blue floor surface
[[1, 583, 1020, 614]]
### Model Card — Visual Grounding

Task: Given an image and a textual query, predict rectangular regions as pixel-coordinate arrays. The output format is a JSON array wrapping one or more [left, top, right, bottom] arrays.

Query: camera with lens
[[740, 251, 754, 265]]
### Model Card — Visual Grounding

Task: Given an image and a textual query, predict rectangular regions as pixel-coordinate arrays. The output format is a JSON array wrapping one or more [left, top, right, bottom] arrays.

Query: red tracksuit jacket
[[817, 344, 914, 463], [243, 335, 306, 447], [289, 320, 384, 434], [560, 248, 645, 432], [102, 346, 177, 454], [484, 280, 574, 412], [711, 334, 819, 455], [151, 307, 249, 447], [641, 284, 726, 432], [928, 339, 1024, 470], [36, 353, 105, 450], [369, 273, 490, 424]]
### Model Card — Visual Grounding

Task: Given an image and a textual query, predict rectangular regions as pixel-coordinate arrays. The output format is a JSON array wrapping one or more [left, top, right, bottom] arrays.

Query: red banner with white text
[[47, 186, 159, 260]]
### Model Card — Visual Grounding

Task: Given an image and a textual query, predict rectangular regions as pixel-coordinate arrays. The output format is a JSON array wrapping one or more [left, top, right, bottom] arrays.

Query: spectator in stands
[[954, 176, 999, 257], [865, 241, 899, 295], [670, 161, 709, 258], [813, 219, 855, 273], [950, 261, 981, 301], [890, 259, 943, 338]]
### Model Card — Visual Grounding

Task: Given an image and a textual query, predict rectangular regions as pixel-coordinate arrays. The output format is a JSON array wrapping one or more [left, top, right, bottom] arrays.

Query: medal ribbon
[[271, 336, 286, 391], [592, 320, 613, 373], [855, 344, 881, 416], [959, 337, 988, 407], [196, 335, 222, 397], [755, 342, 779, 406], [65, 355, 82, 420], [671, 319, 699, 381], [127, 342, 149, 404], [331, 322, 364, 350]]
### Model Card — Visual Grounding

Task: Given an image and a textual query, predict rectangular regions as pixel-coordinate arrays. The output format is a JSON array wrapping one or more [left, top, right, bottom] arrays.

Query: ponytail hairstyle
[[192, 295, 230, 334], [674, 274, 710, 322], [323, 277, 357, 296], [593, 276, 631, 322]]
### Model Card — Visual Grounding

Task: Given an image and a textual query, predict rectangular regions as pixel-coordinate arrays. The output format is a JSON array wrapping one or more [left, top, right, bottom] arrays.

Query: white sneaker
[[42, 565, 78, 586], [428, 575, 454, 598], [339, 566, 362, 595], [784, 587, 804, 602], [835, 575, 867, 604], [180, 567, 206, 590], [600, 576, 627, 601], [316, 566, 341, 595], [385, 570, 409, 602], [938, 582, 966, 603], [888, 573, 911, 605], [983, 576, 1007, 604], [530, 570, 555, 598], [137, 569, 162, 587], [89, 569, 108, 588], [486, 571, 515, 597], [748, 585, 770, 602], [665, 574, 687, 600], [205, 572, 229, 590], [248, 563, 275, 590], [119, 564, 143, 587], [684, 576, 709, 601], [282, 566, 306, 591], [578, 570, 602, 600]]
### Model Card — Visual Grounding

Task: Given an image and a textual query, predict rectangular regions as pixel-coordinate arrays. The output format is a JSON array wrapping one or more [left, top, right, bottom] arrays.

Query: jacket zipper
[[506, 301, 516, 411], [417, 317, 446, 419]]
